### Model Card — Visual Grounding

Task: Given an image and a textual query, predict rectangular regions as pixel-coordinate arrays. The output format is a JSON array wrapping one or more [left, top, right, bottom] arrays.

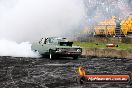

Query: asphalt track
[[0, 56, 132, 88]]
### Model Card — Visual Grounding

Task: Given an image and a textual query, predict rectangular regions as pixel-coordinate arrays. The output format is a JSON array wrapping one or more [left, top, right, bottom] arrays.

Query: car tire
[[49, 49, 54, 60]]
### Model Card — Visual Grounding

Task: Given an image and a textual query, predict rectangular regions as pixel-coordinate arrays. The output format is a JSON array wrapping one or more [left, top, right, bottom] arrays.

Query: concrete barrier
[[82, 48, 132, 59]]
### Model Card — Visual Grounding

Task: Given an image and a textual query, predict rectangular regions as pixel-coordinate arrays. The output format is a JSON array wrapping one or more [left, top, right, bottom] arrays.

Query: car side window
[[39, 38, 43, 44], [44, 38, 48, 44], [46, 38, 50, 44]]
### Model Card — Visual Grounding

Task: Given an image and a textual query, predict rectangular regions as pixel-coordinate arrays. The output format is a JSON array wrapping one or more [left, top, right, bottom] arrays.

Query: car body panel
[[31, 37, 82, 59]]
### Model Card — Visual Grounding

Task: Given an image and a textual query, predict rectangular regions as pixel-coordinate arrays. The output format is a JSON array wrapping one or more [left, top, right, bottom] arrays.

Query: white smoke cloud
[[1, 0, 131, 57], [0, 0, 85, 42], [0, 0, 85, 57], [0, 39, 40, 57]]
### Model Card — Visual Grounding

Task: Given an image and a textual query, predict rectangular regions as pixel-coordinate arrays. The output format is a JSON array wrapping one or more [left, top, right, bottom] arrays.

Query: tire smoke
[[0, 0, 131, 57], [0, 0, 85, 42], [0, 0, 85, 57], [0, 39, 40, 57]]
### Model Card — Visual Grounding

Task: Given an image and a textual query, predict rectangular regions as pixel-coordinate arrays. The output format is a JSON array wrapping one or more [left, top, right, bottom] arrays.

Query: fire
[[78, 66, 86, 76]]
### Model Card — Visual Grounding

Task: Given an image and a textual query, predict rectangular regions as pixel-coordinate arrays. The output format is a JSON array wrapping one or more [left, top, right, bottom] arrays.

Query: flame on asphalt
[[78, 66, 86, 76]]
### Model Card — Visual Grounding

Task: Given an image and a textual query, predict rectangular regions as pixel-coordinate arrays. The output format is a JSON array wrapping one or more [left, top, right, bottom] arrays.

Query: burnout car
[[31, 37, 82, 59]]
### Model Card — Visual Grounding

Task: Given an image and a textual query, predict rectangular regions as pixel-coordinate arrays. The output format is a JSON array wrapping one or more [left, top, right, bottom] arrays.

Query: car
[[31, 37, 82, 59]]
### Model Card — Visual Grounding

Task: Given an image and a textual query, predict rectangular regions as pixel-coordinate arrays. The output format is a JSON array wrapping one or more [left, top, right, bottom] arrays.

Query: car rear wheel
[[49, 49, 54, 60]]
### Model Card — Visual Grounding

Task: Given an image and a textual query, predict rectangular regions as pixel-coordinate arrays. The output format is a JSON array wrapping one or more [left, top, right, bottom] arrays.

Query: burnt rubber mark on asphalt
[[0, 57, 132, 88]]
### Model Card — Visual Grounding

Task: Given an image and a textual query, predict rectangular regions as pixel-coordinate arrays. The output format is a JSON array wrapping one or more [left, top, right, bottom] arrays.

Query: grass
[[117, 43, 132, 50], [73, 42, 132, 50]]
